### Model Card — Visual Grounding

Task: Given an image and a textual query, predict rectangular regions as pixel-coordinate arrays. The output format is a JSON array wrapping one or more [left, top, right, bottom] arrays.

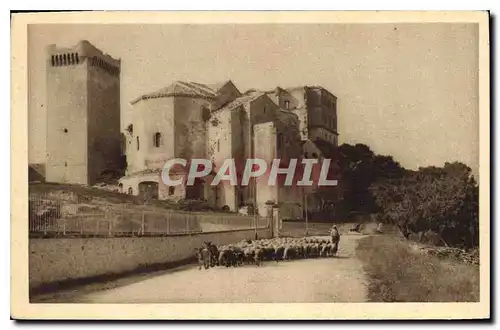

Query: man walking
[[330, 225, 340, 256]]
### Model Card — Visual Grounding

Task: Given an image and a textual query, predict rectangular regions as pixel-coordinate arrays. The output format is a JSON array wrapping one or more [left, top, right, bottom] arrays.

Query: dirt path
[[32, 235, 369, 303]]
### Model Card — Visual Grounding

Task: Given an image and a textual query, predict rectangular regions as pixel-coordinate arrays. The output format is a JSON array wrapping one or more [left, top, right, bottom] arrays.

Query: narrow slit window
[[284, 100, 290, 110], [136, 136, 140, 150], [277, 133, 283, 149], [154, 132, 162, 148]]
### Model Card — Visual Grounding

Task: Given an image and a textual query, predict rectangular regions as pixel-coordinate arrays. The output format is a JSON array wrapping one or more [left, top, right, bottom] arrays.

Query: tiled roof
[[216, 93, 265, 112], [205, 80, 231, 92], [131, 81, 219, 105]]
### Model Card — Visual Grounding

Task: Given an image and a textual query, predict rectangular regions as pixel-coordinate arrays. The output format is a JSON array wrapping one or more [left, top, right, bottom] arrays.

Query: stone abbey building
[[45, 40, 340, 219]]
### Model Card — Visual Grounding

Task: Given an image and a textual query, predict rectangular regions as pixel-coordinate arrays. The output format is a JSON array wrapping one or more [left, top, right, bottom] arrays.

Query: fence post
[[141, 211, 145, 236], [108, 211, 112, 236], [167, 211, 171, 235]]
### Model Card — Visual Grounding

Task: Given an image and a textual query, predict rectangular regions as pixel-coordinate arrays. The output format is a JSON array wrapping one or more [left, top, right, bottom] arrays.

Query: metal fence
[[29, 193, 269, 237]]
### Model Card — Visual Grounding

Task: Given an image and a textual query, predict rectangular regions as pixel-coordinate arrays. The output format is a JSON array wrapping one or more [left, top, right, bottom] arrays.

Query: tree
[[337, 143, 405, 216], [371, 162, 479, 249]]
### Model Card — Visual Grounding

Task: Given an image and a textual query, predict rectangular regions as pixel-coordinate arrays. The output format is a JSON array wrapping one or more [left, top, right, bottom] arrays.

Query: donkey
[[195, 247, 211, 270], [204, 241, 219, 267]]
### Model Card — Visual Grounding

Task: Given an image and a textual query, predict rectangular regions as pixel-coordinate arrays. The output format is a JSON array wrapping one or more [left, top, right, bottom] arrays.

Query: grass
[[356, 234, 479, 302], [29, 182, 233, 213]]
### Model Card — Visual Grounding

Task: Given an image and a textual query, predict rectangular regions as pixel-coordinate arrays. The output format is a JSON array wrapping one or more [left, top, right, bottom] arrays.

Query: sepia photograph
[[11, 10, 490, 320]]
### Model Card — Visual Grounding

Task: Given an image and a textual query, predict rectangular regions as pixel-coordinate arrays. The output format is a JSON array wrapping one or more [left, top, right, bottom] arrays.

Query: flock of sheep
[[195, 235, 340, 270]]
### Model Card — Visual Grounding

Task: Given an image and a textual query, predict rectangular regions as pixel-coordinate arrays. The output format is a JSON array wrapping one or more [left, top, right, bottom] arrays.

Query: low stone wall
[[29, 227, 271, 291]]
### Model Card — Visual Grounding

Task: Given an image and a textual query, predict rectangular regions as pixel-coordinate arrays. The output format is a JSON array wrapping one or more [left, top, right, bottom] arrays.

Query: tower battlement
[[46, 40, 121, 76]]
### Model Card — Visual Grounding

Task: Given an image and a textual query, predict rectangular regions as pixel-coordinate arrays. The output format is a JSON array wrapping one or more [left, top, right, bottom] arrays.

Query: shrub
[[370, 162, 479, 249]]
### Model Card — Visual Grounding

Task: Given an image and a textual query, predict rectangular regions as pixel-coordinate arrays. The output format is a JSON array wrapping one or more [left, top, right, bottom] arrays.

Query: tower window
[[154, 132, 162, 148], [312, 152, 318, 159], [51, 55, 55, 66], [75, 53, 79, 64], [136, 136, 140, 150], [284, 100, 290, 110], [169, 186, 175, 196]]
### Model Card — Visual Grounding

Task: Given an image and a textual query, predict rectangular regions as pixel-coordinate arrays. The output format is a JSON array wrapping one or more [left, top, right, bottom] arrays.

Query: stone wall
[[29, 227, 272, 291], [174, 96, 212, 160], [254, 122, 278, 217], [125, 97, 176, 174], [207, 108, 237, 210], [87, 55, 121, 184]]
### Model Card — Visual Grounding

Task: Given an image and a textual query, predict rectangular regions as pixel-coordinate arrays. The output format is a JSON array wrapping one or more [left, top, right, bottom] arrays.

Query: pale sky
[[28, 23, 479, 177]]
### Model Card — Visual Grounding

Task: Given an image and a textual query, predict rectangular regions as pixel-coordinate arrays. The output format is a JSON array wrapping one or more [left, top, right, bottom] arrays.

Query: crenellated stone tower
[[45, 40, 122, 185]]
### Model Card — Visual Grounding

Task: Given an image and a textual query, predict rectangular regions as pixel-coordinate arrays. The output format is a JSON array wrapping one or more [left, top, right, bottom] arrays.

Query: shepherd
[[330, 225, 340, 256]]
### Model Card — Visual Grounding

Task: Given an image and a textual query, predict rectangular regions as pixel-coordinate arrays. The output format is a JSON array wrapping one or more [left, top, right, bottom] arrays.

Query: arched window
[[136, 136, 140, 150], [118, 183, 123, 193], [75, 53, 79, 64], [169, 186, 175, 196], [154, 132, 162, 148], [128, 187, 133, 195]]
